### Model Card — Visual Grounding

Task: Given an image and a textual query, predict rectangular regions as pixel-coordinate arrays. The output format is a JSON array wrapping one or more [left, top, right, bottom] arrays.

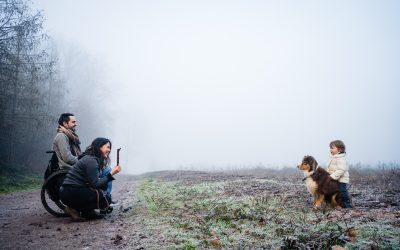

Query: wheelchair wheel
[[41, 170, 69, 217]]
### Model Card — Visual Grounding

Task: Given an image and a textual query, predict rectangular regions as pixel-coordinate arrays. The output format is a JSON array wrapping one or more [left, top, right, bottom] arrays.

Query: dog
[[297, 155, 343, 208]]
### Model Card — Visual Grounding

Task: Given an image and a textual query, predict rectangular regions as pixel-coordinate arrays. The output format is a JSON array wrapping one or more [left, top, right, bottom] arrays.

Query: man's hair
[[58, 113, 74, 126], [329, 140, 346, 153]]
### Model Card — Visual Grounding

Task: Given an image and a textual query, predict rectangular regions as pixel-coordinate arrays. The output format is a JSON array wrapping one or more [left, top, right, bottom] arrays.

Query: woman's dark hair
[[82, 137, 112, 168], [329, 140, 346, 153]]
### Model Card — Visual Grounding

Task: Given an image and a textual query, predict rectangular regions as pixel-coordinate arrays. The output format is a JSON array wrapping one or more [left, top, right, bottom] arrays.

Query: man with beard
[[53, 113, 81, 169]]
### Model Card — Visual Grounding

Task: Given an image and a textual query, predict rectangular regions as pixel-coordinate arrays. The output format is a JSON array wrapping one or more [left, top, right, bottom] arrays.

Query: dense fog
[[10, 1, 400, 174]]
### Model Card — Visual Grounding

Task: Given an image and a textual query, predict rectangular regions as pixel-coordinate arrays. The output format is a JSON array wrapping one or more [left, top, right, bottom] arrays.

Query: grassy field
[[1, 163, 399, 249], [136, 167, 400, 249]]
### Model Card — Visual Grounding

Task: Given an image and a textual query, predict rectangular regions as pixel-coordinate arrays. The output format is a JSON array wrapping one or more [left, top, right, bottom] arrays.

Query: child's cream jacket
[[326, 153, 350, 183]]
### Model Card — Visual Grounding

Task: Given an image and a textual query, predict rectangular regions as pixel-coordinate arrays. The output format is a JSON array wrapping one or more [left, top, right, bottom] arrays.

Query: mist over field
[[31, 0, 400, 174]]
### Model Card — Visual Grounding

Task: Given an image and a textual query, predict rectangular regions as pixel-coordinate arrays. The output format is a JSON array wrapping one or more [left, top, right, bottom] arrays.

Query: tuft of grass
[[0, 174, 42, 194], [0, 163, 42, 194]]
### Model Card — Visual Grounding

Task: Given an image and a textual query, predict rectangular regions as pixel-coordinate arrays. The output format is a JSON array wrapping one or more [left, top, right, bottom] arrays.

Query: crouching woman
[[60, 137, 121, 220]]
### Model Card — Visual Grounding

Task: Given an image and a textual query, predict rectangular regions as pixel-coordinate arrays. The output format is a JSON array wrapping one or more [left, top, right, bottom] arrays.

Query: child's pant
[[339, 182, 353, 208]]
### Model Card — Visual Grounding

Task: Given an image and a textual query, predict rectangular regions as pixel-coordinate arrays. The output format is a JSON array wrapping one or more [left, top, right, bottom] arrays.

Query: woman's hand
[[111, 165, 121, 176]]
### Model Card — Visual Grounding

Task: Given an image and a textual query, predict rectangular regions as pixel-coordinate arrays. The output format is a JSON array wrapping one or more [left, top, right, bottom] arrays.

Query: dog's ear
[[312, 158, 318, 170], [302, 155, 313, 171], [304, 155, 318, 171]]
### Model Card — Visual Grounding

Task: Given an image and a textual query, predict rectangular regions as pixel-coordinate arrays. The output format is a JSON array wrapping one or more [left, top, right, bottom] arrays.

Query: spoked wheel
[[41, 170, 70, 217]]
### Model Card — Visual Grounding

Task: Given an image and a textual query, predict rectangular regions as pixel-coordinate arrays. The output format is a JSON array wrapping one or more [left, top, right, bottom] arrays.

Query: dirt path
[[0, 175, 156, 250]]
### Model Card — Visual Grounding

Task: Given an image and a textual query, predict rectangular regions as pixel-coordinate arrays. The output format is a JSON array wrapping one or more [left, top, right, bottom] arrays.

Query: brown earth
[[0, 175, 160, 250]]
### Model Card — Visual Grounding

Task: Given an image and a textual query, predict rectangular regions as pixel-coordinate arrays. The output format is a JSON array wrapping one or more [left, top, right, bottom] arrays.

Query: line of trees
[[1, 0, 111, 172], [0, 0, 66, 171]]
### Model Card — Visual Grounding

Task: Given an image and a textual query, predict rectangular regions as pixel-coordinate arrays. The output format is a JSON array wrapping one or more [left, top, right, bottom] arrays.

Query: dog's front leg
[[314, 194, 325, 208], [312, 193, 318, 206]]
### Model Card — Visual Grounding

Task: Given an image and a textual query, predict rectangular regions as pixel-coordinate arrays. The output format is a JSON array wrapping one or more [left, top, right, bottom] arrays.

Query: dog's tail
[[330, 193, 344, 208]]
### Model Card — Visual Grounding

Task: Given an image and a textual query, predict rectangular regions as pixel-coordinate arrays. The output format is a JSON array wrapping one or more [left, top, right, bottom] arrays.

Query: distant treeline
[[0, 0, 109, 173]]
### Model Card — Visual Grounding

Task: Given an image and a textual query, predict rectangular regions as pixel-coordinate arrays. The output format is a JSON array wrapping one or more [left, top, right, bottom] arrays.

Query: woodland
[[0, 0, 109, 178]]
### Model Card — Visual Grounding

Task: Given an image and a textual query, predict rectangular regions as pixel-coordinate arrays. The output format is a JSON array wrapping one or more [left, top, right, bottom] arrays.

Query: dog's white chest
[[305, 178, 318, 194]]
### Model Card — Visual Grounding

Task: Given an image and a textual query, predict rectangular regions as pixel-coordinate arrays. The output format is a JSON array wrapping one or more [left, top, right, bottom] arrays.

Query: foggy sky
[[34, 0, 400, 174]]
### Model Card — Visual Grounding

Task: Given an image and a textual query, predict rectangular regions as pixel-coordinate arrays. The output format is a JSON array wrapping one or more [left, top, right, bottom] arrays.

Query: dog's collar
[[302, 166, 318, 181], [302, 171, 314, 181]]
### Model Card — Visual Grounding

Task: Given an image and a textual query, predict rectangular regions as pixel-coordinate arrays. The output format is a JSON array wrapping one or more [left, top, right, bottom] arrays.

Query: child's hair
[[329, 140, 346, 153]]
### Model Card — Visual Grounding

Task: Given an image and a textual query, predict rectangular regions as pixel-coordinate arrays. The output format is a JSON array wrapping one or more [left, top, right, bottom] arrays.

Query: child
[[326, 140, 353, 208]]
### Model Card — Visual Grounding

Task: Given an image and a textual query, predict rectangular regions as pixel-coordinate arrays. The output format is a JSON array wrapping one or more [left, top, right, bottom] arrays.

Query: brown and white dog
[[297, 155, 343, 208]]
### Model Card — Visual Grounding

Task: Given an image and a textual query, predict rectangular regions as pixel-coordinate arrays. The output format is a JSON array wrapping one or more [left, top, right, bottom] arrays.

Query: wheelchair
[[41, 151, 69, 217]]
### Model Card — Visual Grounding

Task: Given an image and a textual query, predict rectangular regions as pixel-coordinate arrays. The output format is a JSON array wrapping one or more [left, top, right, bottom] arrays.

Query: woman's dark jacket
[[62, 155, 114, 189]]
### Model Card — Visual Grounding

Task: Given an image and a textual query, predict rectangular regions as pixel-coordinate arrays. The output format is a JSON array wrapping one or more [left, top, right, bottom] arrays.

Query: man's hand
[[111, 165, 122, 176]]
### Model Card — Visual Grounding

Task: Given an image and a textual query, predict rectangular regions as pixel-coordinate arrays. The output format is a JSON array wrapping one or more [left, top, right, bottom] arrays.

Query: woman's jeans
[[100, 166, 113, 201]]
